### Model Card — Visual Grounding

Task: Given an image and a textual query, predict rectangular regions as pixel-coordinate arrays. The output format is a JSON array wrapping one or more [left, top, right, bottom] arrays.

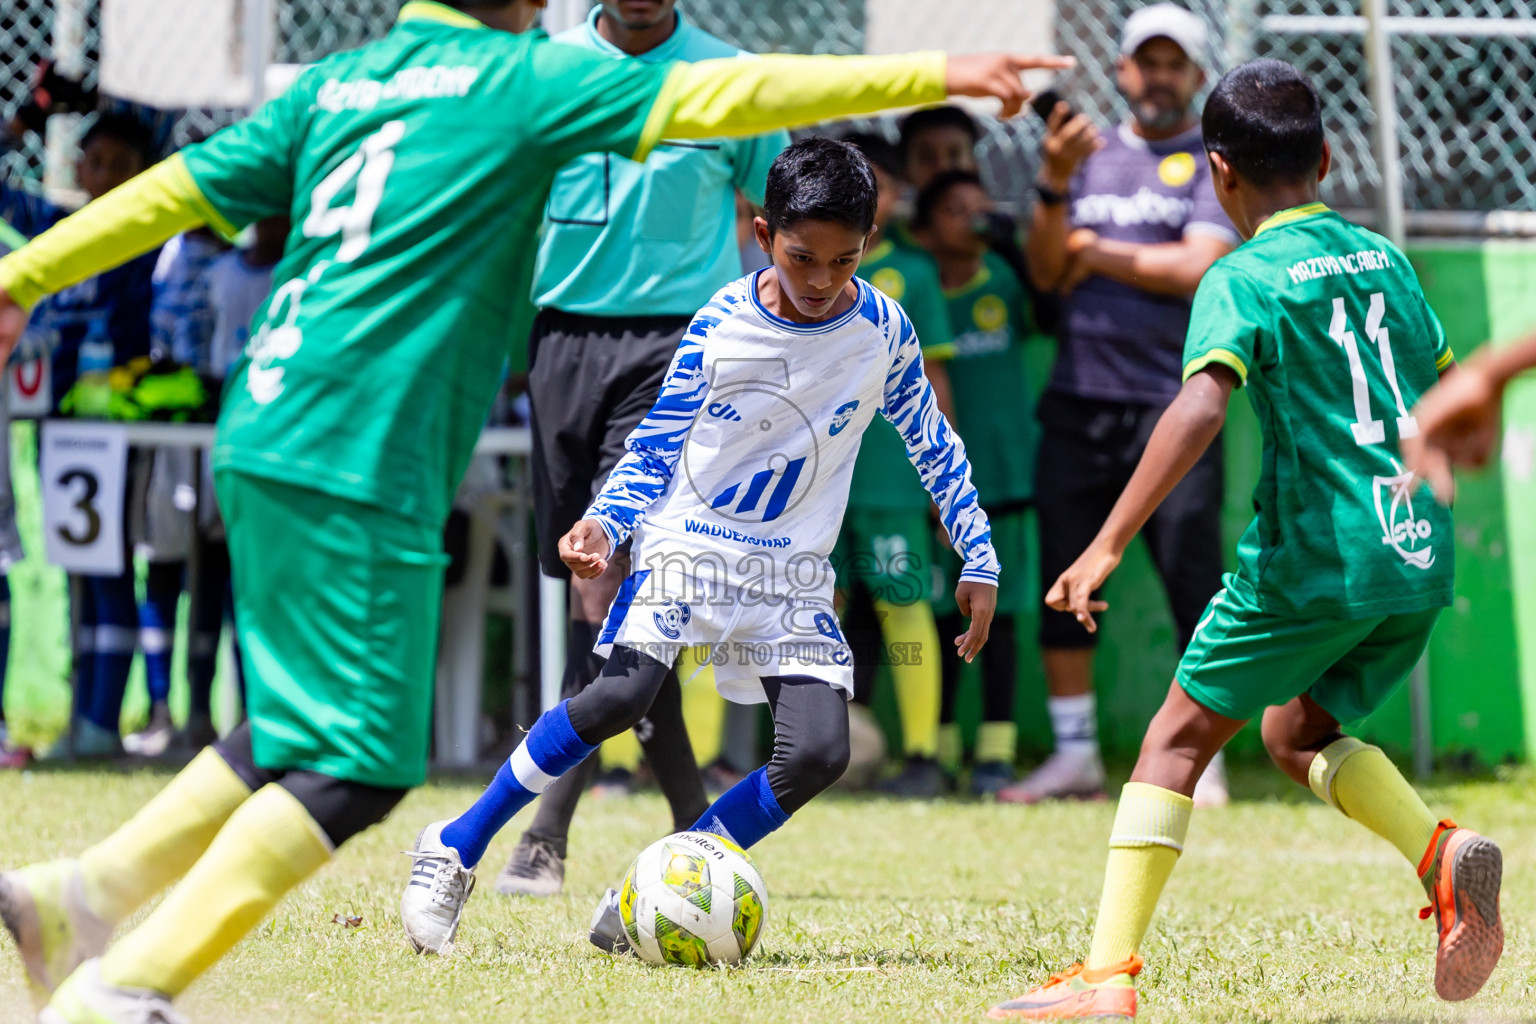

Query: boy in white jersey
[[403, 138, 999, 953]]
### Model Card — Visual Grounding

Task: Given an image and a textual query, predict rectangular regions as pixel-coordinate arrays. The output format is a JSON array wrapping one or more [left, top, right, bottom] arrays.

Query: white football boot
[[400, 821, 476, 954], [0, 860, 113, 1007], [40, 959, 187, 1024], [996, 748, 1107, 805], [587, 887, 632, 955]]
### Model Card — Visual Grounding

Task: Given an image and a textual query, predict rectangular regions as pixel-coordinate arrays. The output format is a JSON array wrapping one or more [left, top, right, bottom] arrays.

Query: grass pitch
[[2, 761, 1532, 1023]]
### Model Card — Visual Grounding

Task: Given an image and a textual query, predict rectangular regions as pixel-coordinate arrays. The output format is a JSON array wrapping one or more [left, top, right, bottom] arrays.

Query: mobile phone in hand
[[1031, 88, 1073, 122]]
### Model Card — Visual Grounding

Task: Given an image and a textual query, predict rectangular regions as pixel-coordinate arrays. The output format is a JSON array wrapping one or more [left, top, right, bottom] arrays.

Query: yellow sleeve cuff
[[1183, 349, 1249, 385], [0, 154, 212, 311], [923, 342, 957, 362], [660, 52, 948, 143], [1435, 348, 1455, 371]]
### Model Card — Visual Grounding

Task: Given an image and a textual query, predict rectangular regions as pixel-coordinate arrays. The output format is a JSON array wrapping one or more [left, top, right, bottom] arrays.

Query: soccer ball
[[617, 830, 767, 967]]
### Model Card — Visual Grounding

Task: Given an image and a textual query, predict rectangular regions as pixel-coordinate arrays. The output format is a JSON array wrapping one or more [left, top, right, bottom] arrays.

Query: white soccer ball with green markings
[[618, 830, 767, 967]]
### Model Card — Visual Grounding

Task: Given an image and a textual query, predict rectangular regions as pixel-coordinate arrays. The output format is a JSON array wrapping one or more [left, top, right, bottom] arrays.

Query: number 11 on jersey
[[1328, 291, 1419, 447]]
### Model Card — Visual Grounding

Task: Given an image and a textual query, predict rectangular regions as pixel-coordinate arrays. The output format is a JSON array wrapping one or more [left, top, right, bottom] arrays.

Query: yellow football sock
[[977, 721, 1017, 764], [876, 599, 940, 758], [1309, 736, 1438, 868], [99, 783, 332, 996], [1086, 782, 1192, 970], [78, 747, 253, 923], [937, 723, 963, 772], [679, 645, 724, 766]]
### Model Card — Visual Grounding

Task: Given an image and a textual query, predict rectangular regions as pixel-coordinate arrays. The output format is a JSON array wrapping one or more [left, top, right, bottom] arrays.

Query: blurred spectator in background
[[1002, 3, 1237, 806], [502, 0, 788, 898], [2, 111, 161, 757], [123, 225, 229, 757], [914, 170, 1040, 796], [0, 195, 29, 767], [836, 132, 956, 798]]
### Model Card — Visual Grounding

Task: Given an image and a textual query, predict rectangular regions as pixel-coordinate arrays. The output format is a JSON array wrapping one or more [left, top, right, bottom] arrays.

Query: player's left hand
[[1045, 543, 1117, 633], [954, 580, 997, 663], [0, 289, 29, 370], [945, 53, 1078, 119], [1403, 361, 1501, 505]]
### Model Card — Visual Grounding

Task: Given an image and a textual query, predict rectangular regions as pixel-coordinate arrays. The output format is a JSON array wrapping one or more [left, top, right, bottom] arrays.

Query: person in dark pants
[[506, 0, 789, 897], [999, 4, 1238, 806]]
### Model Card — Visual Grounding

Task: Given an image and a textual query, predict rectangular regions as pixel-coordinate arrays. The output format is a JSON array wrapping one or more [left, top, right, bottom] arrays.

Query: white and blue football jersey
[[586, 270, 1000, 602]]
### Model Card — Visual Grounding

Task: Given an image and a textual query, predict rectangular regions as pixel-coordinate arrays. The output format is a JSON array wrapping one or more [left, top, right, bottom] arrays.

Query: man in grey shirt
[[1002, 4, 1238, 806]]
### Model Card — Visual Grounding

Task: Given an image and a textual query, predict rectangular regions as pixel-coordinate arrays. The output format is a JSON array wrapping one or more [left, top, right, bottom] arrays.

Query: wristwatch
[[1033, 181, 1068, 206]]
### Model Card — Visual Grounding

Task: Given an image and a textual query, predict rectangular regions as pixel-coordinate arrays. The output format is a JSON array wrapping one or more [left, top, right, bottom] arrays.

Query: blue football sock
[[439, 700, 597, 868], [140, 593, 176, 706], [691, 767, 789, 849]]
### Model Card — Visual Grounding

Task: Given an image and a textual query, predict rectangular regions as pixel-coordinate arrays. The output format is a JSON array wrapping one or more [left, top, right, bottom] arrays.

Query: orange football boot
[[987, 955, 1141, 1019], [1417, 819, 1503, 1001]]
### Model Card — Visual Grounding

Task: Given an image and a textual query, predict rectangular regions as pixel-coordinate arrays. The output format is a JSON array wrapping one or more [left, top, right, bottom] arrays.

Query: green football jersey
[[1183, 203, 1455, 618], [849, 237, 956, 511], [183, 2, 676, 524], [942, 249, 1036, 506]]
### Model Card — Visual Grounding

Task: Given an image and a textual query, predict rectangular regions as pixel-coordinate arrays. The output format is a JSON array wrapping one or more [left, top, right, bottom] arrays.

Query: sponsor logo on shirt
[[709, 456, 808, 522], [952, 329, 1010, 358], [1285, 249, 1394, 285], [1158, 152, 1197, 187], [1073, 186, 1194, 231], [707, 401, 744, 422], [652, 599, 692, 640], [829, 400, 860, 436], [1372, 461, 1435, 569], [315, 66, 481, 112]]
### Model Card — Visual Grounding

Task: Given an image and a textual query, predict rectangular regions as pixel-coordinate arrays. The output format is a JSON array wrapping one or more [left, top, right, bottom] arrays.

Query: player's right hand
[[945, 53, 1077, 119], [0, 288, 29, 370], [1041, 103, 1103, 185], [559, 519, 613, 580], [1045, 543, 1117, 634]]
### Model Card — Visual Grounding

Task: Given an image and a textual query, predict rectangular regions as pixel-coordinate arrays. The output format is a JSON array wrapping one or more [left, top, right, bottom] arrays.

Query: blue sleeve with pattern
[[583, 307, 714, 547], [881, 300, 1000, 585]]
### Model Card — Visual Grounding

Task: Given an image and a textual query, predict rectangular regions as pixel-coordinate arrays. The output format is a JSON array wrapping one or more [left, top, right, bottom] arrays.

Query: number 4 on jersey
[[303, 119, 405, 262], [1328, 291, 1419, 447]]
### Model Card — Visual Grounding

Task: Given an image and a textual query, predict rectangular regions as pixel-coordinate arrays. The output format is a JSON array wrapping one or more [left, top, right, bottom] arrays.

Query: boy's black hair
[[763, 137, 878, 236], [898, 105, 979, 159], [841, 131, 904, 181], [80, 111, 155, 165], [1203, 59, 1325, 187], [911, 168, 986, 230]]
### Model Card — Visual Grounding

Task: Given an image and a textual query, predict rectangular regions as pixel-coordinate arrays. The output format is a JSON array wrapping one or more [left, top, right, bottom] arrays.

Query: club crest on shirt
[[1158, 152, 1197, 187], [829, 400, 860, 436], [972, 294, 1008, 332], [870, 267, 906, 302], [652, 599, 692, 640], [1372, 462, 1435, 569]]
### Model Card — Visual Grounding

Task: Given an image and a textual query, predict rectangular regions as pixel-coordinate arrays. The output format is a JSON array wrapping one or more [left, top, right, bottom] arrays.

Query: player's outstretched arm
[[1405, 332, 1536, 503], [658, 52, 1075, 144], [0, 155, 214, 363], [1048, 366, 1235, 632]]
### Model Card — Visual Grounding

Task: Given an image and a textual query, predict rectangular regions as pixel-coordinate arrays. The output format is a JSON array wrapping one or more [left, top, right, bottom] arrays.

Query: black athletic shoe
[[878, 756, 950, 798]]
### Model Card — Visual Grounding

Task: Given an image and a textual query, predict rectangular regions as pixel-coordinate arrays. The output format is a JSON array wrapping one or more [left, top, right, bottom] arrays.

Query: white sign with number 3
[[41, 421, 128, 575]]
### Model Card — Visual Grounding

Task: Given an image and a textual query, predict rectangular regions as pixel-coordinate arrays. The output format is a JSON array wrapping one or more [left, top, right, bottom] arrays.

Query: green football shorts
[[216, 470, 449, 789], [1176, 576, 1441, 724], [835, 506, 935, 605], [934, 508, 1028, 618]]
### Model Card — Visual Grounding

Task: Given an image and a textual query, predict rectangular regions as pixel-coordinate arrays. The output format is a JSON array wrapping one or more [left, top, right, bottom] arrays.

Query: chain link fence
[[2, 0, 1532, 227]]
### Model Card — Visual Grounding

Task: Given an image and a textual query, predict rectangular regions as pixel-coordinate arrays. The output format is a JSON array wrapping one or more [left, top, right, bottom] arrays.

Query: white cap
[[1120, 4, 1209, 67]]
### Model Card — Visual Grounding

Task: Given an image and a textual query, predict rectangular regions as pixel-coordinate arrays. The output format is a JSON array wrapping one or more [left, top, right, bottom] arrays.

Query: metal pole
[[1363, 0, 1407, 250], [45, 0, 90, 204], [244, 0, 273, 108], [539, 574, 566, 711]]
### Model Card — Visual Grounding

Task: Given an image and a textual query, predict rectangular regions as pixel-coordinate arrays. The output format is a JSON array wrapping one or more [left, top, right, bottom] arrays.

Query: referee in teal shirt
[[508, 0, 788, 899]]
